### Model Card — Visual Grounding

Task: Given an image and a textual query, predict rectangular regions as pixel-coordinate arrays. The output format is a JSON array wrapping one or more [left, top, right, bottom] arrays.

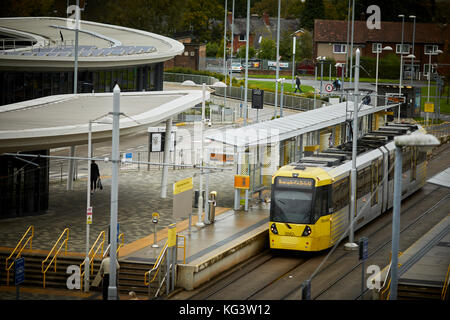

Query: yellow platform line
[[118, 207, 230, 258], [0, 285, 95, 298]]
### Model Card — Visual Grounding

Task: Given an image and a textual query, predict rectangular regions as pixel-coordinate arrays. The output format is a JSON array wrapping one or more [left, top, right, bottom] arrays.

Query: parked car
[[230, 62, 243, 73]]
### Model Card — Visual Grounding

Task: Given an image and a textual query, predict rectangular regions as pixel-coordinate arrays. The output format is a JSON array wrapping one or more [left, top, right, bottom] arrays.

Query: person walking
[[90, 160, 100, 195], [96, 252, 120, 300], [294, 75, 302, 93]]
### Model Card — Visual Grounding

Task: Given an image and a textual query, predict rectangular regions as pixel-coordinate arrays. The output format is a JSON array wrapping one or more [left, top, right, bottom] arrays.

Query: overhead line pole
[[345, 48, 360, 251]]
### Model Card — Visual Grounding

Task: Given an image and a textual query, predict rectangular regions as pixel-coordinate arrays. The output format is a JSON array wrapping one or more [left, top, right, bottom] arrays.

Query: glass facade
[[0, 150, 49, 219], [0, 62, 164, 106]]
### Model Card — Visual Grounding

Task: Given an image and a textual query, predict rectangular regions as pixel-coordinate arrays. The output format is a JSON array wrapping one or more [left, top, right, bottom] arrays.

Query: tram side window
[[417, 150, 427, 164], [313, 186, 329, 222], [332, 177, 349, 211], [377, 158, 383, 185], [357, 167, 371, 198], [402, 147, 411, 173]]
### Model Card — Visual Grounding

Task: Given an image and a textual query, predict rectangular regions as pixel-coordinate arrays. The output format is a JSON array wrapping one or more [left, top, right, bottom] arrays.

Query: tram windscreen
[[271, 177, 314, 224]]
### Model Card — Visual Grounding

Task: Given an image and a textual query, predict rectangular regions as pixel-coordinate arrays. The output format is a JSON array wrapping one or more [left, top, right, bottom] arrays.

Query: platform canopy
[[206, 101, 399, 148], [0, 90, 208, 153]]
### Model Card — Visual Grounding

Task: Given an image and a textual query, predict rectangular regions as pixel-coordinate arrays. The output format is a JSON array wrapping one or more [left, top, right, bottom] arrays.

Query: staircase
[[118, 260, 155, 298], [0, 249, 101, 290], [398, 283, 443, 300]]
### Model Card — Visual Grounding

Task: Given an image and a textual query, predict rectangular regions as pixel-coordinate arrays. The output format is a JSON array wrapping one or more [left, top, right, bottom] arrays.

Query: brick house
[[314, 19, 449, 80], [164, 36, 206, 71], [227, 12, 300, 55]]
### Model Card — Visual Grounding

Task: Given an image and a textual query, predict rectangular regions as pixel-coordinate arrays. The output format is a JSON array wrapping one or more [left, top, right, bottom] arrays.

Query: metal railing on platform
[[441, 264, 450, 300], [144, 234, 186, 298], [5, 226, 34, 286], [80, 231, 106, 291], [41, 228, 69, 288]]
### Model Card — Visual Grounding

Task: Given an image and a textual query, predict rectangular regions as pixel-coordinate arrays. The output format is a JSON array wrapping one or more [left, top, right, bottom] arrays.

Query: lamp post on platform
[[375, 45, 392, 106], [390, 133, 439, 299], [181, 80, 227, 227]]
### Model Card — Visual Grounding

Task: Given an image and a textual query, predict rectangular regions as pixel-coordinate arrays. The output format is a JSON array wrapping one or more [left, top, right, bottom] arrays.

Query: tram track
[[311, 192, 449, 300], [183, 250, 309, 300], [170, 143, 449, 300]]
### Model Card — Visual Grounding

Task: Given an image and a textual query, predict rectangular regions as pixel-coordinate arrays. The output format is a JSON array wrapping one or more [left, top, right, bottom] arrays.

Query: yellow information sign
[[173, 177, 193, 195], [234, 175, 250, 190], [424, 102, 434, 113], [167, 224, 176, 247]]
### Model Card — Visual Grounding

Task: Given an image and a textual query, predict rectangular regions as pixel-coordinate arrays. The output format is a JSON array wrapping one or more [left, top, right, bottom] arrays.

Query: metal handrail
[[80, 231, 105, 291], [144, 241, 168, 286], [144, 234, 186, 286], [101, 233, 125, 258], [5, 226, 34, 286], [117, 233, 124, 253], [41, 228, 69, 288], [441, 264, 450, 300], [177, 235, 186, 264], [379, 251, 403, 300]]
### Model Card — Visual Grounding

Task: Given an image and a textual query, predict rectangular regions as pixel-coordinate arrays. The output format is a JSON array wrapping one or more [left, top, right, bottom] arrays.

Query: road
[[169, 142, 450, 300]]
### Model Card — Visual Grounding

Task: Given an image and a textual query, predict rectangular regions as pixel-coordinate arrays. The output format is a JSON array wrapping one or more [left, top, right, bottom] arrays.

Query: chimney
[[228, 11, 233, 26], [262, 12, 270, 27]]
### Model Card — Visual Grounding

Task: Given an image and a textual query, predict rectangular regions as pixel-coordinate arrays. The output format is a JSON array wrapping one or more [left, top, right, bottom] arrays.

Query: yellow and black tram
[[269, 123, 429, 252]]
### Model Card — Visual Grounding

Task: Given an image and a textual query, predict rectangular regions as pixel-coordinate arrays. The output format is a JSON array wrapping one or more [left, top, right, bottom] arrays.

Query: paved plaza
[[0, 88, 296, 257]]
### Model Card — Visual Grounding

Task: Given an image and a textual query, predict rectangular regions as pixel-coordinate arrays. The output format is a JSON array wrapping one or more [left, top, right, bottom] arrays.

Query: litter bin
[[194, 190, 206, 208], [208, 191, 217, 223]]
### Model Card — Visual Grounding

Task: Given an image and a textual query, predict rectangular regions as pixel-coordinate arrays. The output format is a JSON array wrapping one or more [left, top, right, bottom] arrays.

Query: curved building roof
[[0, 89, 209, 153], [0, 17, 184, 70]]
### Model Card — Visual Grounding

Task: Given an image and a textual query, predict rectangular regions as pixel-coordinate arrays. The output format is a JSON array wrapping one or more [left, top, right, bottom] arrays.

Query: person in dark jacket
[[294, 76, 302, 93], [90, 160, 100, 195]]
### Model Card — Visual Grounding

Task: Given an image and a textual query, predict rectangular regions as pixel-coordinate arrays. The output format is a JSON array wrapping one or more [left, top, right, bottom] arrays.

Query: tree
[[0, 0, 55, 17], [182, 0, 223, 42], [206, 42, 219, 57], [105, 0, 185, 36], [300, 0, 325, 30], [296, 30, 313, 60], [237, 45, 256, 59], [258, 38, 276, 60]]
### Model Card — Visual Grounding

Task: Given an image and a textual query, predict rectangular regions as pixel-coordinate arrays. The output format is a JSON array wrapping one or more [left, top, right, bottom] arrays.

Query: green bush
[[357, 53, 400, 80], [165, 67, 225, 82]]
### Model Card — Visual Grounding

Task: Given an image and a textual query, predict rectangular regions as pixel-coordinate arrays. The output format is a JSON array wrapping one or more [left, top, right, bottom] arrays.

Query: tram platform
[[119, 202, 270, 291], [376, 214, 450, 300]]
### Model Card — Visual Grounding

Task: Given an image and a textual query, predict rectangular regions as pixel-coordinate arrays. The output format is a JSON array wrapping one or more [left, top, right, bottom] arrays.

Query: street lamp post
[[108, 84, 120, 300], [84, 115, 112, 292], [409, 15, 416, 87], [390, 133, 440, 299], [292, 36, 296, 89], [375, 45, 393, 106], [277, 78, 285, 117], [181, 80, 226, 227], [425, 49, 443, 125], [344, 48, 361, 251], [73, 0, 80, 94], [243, 0, 250, 126], [398, 14, 405, 123], [273, 0, 281, 118]]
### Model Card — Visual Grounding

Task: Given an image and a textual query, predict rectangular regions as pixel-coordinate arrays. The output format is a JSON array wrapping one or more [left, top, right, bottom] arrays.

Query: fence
[[164, 72, 325, 116], [213, 85, 325, 111], [200, 57, 294, 73]]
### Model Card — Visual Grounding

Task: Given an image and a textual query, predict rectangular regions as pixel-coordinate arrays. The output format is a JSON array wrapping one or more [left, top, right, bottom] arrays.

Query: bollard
[[208, 191, 217, 223], [151, 212, 159, 248]]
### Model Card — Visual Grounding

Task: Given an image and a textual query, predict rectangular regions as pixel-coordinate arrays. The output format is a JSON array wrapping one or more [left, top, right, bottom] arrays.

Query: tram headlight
[[302, 226, 312, 236], [270, 223, 278, 235]]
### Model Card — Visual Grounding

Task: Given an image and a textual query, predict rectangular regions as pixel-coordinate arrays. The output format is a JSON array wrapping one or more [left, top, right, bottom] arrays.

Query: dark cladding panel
[[0, 150, 49, 219]]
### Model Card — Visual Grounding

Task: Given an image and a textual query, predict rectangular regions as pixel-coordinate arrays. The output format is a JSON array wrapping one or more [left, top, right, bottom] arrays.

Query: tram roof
[[206, 101, 400, 148]]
